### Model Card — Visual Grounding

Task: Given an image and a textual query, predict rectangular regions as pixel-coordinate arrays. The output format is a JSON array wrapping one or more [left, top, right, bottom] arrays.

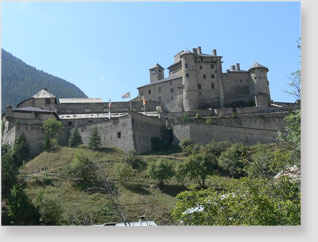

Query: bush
[[179, 139, 193, 154], [147, 159, 175, 185], [205, 117, 215, 125], [179, 115, 189, 123], [218, 143, 250, 178], [123, 151, 147, 171], [115, 162, 134, 183], [68, 126, 83, 147], [36, 193, 63, 225], [204, 141, 231, 158], [195, 113, 201, 119], [68, 151, 98, 183], [89, 126, 101, 150]]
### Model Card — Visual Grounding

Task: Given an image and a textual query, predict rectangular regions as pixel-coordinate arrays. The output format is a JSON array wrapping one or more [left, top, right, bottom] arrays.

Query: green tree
[[1, 145, 18, 200], [147, 159, 175, 186], [172, 177, 300, 225], [122, 151, 147, 171], [36, 193, 63, 225], [179, 139, 194, 155], [12, 133, 30, 167], [175, 162, 188, 186], [115, 162, 134, 183], [218, 143, 250, 178], [89, 126, 101, 150], [68, 151, 98, 183], [42, 118, 63, 150], [68, 126, 83, 147], [184, 148, 217, 187], [204, 141, 231, 157], [6, 184, 40, 225]]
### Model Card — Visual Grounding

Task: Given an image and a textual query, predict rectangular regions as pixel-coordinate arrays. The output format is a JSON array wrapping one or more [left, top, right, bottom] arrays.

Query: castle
[[2, 47, 299, 157]]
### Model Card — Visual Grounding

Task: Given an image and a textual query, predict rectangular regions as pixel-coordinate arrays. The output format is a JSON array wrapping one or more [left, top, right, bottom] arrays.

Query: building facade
[[137, 47, 271, 112]]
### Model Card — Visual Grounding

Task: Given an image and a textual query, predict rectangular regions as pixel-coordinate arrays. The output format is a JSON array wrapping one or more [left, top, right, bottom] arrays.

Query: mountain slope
[[1, 49, 87, 111]]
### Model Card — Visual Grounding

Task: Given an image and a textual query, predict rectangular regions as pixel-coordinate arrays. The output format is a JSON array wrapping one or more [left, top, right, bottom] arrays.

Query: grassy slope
[[19, 142, 286, 225]]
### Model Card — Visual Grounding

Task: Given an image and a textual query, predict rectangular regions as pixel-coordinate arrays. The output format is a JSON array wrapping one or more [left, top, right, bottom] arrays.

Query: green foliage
[[147, 159, 175, 185], [1, 49, 87, 112], [247, 144, 293, 178], [42, 134, 52, 151], [172, 177, 300, 225], [123, 151, 147, 171], [42, 118, 63, 138], [195, 113, 201, 119], [179, 114, 189, 123], [68, 151, 98, 183], [36, 192, 63, 225], [115, 162, 134, 183], [232, 112, 238, 118], [89, 126, 101, 150], [184, 148, 217, 187], [68, 126, 83, 147], [204, 141, 231, 157], [218, 143, 250, 178], [6, 184, 40, 225], [179, 139, 194, 155], [1, 145, 18, 200], [12, 133, 30, 166], [205, 117, 215, 125], [175, 162, 188, 186]]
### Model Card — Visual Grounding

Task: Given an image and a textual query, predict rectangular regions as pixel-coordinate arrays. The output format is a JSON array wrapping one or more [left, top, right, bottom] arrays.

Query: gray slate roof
[[14, 107, 55, 113], [59, 98, 103, 104], [149, 63, 165, 70], [249, 61, 268, 70], [32, 89, 56, 98]]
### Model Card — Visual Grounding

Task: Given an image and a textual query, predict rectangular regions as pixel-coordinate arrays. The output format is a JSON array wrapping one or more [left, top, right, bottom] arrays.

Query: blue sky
[[1, 1, 300, 102]]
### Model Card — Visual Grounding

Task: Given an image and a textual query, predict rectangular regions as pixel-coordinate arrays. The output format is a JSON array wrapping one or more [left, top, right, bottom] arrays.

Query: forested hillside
[[1, 49, 87, 111]]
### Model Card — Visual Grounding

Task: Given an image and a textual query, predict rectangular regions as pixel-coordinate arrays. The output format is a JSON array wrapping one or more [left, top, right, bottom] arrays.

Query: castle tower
[[249, 62, 271, 107], [149, 63, 165, 83], [181, 50, 199, 111]]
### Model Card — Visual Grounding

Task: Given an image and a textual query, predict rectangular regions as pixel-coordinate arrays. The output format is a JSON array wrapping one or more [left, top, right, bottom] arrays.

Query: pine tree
[[89, 126, 101, 150], [68, 126, 83, 147]]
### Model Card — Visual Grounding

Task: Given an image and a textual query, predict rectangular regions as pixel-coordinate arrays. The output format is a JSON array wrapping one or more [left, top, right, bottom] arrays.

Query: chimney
[[236, 63, 240, 71], [212, 49, 217, 56], [230, 65, 236, 71], [193, 48, 198, 55], [198, 46, 202, 54]]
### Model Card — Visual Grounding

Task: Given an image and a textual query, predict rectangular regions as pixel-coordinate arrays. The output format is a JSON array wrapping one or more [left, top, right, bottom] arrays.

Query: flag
[[122, 92, 130, 99], [108, 98, 111, 119], [142, 97, 146, 106]]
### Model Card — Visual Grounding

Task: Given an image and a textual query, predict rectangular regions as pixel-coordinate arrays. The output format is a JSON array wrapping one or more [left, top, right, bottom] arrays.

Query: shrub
[[205, 117, 215, 125], [68, 151, 98, 183], [218, 143, 250, 178], [115, 162, 134, 183], [179, 139, 194, 155], [36, 193, 63, 225], [123, 151, 147, 171], [205, 141, 231, 157], [89, 126, 101, 150], [179, 115, 189, 123], [195, 113, 201, 119], [147, 159, 175, 185]]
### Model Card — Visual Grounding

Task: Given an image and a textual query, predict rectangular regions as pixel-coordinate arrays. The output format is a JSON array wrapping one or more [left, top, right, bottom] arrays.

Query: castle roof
[[149, 63, 165, 70], [59, 98, 103, 104], [249, 62, 269, 71], [32, 89, 56, 99], [14, 107, 56, 113], [137, 74, 182, 89]]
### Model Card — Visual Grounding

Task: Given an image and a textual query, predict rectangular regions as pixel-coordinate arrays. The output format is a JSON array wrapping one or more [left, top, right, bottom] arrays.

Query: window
[[198, 84, 201, 89], [117, 132, 121, 138], [152, 70, 156, 74], [200, 65, 202, 70], [170, 80, 172, 85], [240, 80, 242, 82], [170, 88, 174, 93], [254, 76, 257, 80], [185, 63, 188, 68], [159, 69, 162, 73], [186, 73, 190, 78], [158, 96, 162, 102], [210, 64, 214, 69], [148, 89, 151, 94], [45, 99, 51, 104], [211, 74, 215, 78], [211, 83, 215, 89], [261, 70, 263, 72], [158, 87, 161, 92], [203, 74, 206, 79]]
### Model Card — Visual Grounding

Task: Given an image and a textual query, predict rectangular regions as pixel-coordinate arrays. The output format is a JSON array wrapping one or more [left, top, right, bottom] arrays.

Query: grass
[[20, 145, 244, 225]]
